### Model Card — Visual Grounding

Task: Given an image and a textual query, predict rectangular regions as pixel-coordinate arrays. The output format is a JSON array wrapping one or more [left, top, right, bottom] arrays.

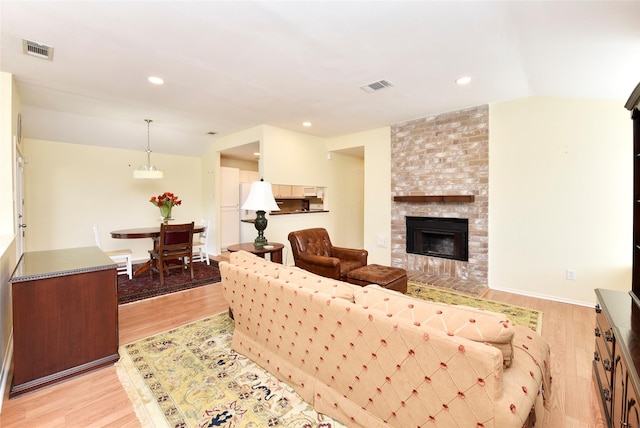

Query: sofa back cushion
[[279, 266, 358, 302], [229, 250, 284, 278], [354, 285, 515, 366]]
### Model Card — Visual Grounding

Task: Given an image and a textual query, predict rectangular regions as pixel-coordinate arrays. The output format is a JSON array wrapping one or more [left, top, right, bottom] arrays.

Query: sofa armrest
[[331, 246, 368, 264]]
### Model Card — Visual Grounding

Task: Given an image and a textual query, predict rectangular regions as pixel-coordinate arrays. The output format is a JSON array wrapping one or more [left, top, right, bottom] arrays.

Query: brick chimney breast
[[390, 105, 488, 283]]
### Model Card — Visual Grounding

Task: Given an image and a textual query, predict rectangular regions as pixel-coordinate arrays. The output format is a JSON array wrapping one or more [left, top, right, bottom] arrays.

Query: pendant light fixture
[[133, 119, 163, 179]]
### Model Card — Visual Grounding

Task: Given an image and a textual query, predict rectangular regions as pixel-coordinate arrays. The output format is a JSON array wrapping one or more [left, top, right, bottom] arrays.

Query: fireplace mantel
[[393, 195, 475, 203]]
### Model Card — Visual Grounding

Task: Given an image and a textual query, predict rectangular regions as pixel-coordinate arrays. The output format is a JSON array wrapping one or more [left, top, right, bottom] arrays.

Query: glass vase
[[159, 204, 172, 220]]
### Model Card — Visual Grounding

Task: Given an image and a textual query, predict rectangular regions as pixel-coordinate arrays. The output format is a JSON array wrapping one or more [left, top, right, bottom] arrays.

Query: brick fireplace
[[390, 105, 488, 284]]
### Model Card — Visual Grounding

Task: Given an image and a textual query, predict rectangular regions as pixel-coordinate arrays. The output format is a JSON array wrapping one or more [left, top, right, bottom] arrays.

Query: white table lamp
[[241, 179, 280, 248]]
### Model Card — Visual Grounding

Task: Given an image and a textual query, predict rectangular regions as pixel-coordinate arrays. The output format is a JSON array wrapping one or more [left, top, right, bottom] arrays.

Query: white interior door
[[220, 166, 240, 249]]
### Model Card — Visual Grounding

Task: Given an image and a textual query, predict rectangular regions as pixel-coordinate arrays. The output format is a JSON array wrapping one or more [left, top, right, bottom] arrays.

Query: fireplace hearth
[[406, 216, 469, 261]]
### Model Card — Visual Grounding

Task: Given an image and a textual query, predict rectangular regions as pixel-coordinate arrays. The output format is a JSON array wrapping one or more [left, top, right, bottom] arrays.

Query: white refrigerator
[[220, 167, 240, 250], [239, 182, 258, 243], [240, 182, 257, 221]]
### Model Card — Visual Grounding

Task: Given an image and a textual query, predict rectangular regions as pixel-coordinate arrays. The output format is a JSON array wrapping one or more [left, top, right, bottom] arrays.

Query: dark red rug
[[117, 261, 221, 304]]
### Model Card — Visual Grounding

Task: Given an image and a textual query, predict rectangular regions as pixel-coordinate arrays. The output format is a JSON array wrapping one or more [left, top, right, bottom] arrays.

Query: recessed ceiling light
[[302, 121, 312, 127], [148, 76, 164, 85], [456, 76, 472, 85], [253, 152, 260, 157]]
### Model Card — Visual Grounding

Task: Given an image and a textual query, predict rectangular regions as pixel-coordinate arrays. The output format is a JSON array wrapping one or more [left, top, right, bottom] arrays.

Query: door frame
[[14, 146, 25, 257]]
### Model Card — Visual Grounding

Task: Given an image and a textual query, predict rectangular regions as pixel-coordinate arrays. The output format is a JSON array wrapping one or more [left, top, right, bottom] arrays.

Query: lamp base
[[253, 210, 268, 249], [253, 236, 268, 249]]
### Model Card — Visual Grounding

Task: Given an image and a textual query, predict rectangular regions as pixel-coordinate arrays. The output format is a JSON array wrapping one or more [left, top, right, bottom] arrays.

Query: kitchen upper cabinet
[[272, 184, 322, 199], [272, 184, 292, 198], [292, 186, 305, 198]]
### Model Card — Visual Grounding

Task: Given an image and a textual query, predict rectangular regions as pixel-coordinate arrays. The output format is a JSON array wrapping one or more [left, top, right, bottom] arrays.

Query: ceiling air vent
[[22, 39, 54, 61], [360, 79, 394, 93]]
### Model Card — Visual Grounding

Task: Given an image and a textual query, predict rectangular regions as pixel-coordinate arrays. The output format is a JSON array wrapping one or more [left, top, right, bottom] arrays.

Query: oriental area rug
[[406, 282, 543, 334], [117, 261, 221, 304], [116, 286, 543, 428]]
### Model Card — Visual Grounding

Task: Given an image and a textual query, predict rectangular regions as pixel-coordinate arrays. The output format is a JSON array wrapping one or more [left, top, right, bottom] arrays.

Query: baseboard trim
[[489, 285, 595, 308], [0, 329, 14, 414]]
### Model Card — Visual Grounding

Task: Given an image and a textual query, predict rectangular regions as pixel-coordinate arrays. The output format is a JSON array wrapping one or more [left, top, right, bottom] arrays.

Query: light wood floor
[[0, 282, 606, 427]]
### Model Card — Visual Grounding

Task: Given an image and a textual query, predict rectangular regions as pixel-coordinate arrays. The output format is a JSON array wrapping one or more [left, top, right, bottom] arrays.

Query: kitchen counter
[[241, 210, 328, 222], [270, 209, 329, 216]]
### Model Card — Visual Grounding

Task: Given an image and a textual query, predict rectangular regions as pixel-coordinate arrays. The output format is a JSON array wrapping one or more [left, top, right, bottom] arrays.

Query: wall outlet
[[566, 269, 577, 280], [376, 235, 387, 247]]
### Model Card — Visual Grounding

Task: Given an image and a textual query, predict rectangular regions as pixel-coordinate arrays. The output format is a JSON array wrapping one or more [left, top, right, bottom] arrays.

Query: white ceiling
[[1, 1, 639, 158]]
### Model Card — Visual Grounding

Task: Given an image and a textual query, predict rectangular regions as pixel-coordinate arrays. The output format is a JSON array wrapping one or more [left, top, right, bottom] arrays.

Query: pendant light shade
[[134, 119, 163, 179]]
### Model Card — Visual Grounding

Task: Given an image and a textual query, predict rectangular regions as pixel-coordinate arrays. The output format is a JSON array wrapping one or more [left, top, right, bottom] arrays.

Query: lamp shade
[[133, 167, 164, 179], [241, 180, 280, 211]]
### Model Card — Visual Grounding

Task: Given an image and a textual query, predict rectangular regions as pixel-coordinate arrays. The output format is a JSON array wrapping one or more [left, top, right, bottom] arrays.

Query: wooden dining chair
[[149, 222, 195, 286]]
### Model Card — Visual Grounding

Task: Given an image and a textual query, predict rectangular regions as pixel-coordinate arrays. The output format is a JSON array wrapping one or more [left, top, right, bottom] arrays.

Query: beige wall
[[24, 139, 203, 261], [328, 127, 391, 265], [0, 72, 18, 409], [489, 97, 632, 305], [261, 125, 328, 186], [1, 72, 17, 236], [221, 158, 259, 172], [325, 151, 364, 248]]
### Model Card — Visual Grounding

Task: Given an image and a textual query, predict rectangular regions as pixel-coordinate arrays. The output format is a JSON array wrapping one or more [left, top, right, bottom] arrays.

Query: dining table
[[111, 225, 205, 277]]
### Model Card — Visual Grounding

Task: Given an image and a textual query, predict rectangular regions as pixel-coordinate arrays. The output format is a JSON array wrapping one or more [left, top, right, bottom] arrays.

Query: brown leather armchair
[[287, 228, 368, 280]]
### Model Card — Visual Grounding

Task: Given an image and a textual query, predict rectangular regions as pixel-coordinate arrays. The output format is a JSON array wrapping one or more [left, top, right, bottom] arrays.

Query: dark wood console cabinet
[[9, 246, 119, 397], [593, 84, 640, 427], [594, 289, 640, 428]]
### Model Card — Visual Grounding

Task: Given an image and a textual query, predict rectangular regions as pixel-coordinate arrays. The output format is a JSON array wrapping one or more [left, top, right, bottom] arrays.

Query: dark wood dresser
[[594, 289, 640, 427], [597, 82, 640, 427], [9, 246, 119, 397]]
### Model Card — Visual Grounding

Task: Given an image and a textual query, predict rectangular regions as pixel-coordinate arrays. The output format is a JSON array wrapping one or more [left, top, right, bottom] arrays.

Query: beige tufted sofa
[[220, 251, 551, 427]]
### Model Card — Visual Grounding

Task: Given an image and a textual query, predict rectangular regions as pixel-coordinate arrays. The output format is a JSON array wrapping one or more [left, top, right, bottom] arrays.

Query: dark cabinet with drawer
[[594, 289, 640, 428], [594, 299, 614, 423], [9, 247, 119, 397]]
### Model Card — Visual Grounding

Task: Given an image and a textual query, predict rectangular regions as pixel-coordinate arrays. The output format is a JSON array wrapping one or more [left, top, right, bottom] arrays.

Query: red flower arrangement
[[150, 192, 182, 208], [150, 192, 182, 220]]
